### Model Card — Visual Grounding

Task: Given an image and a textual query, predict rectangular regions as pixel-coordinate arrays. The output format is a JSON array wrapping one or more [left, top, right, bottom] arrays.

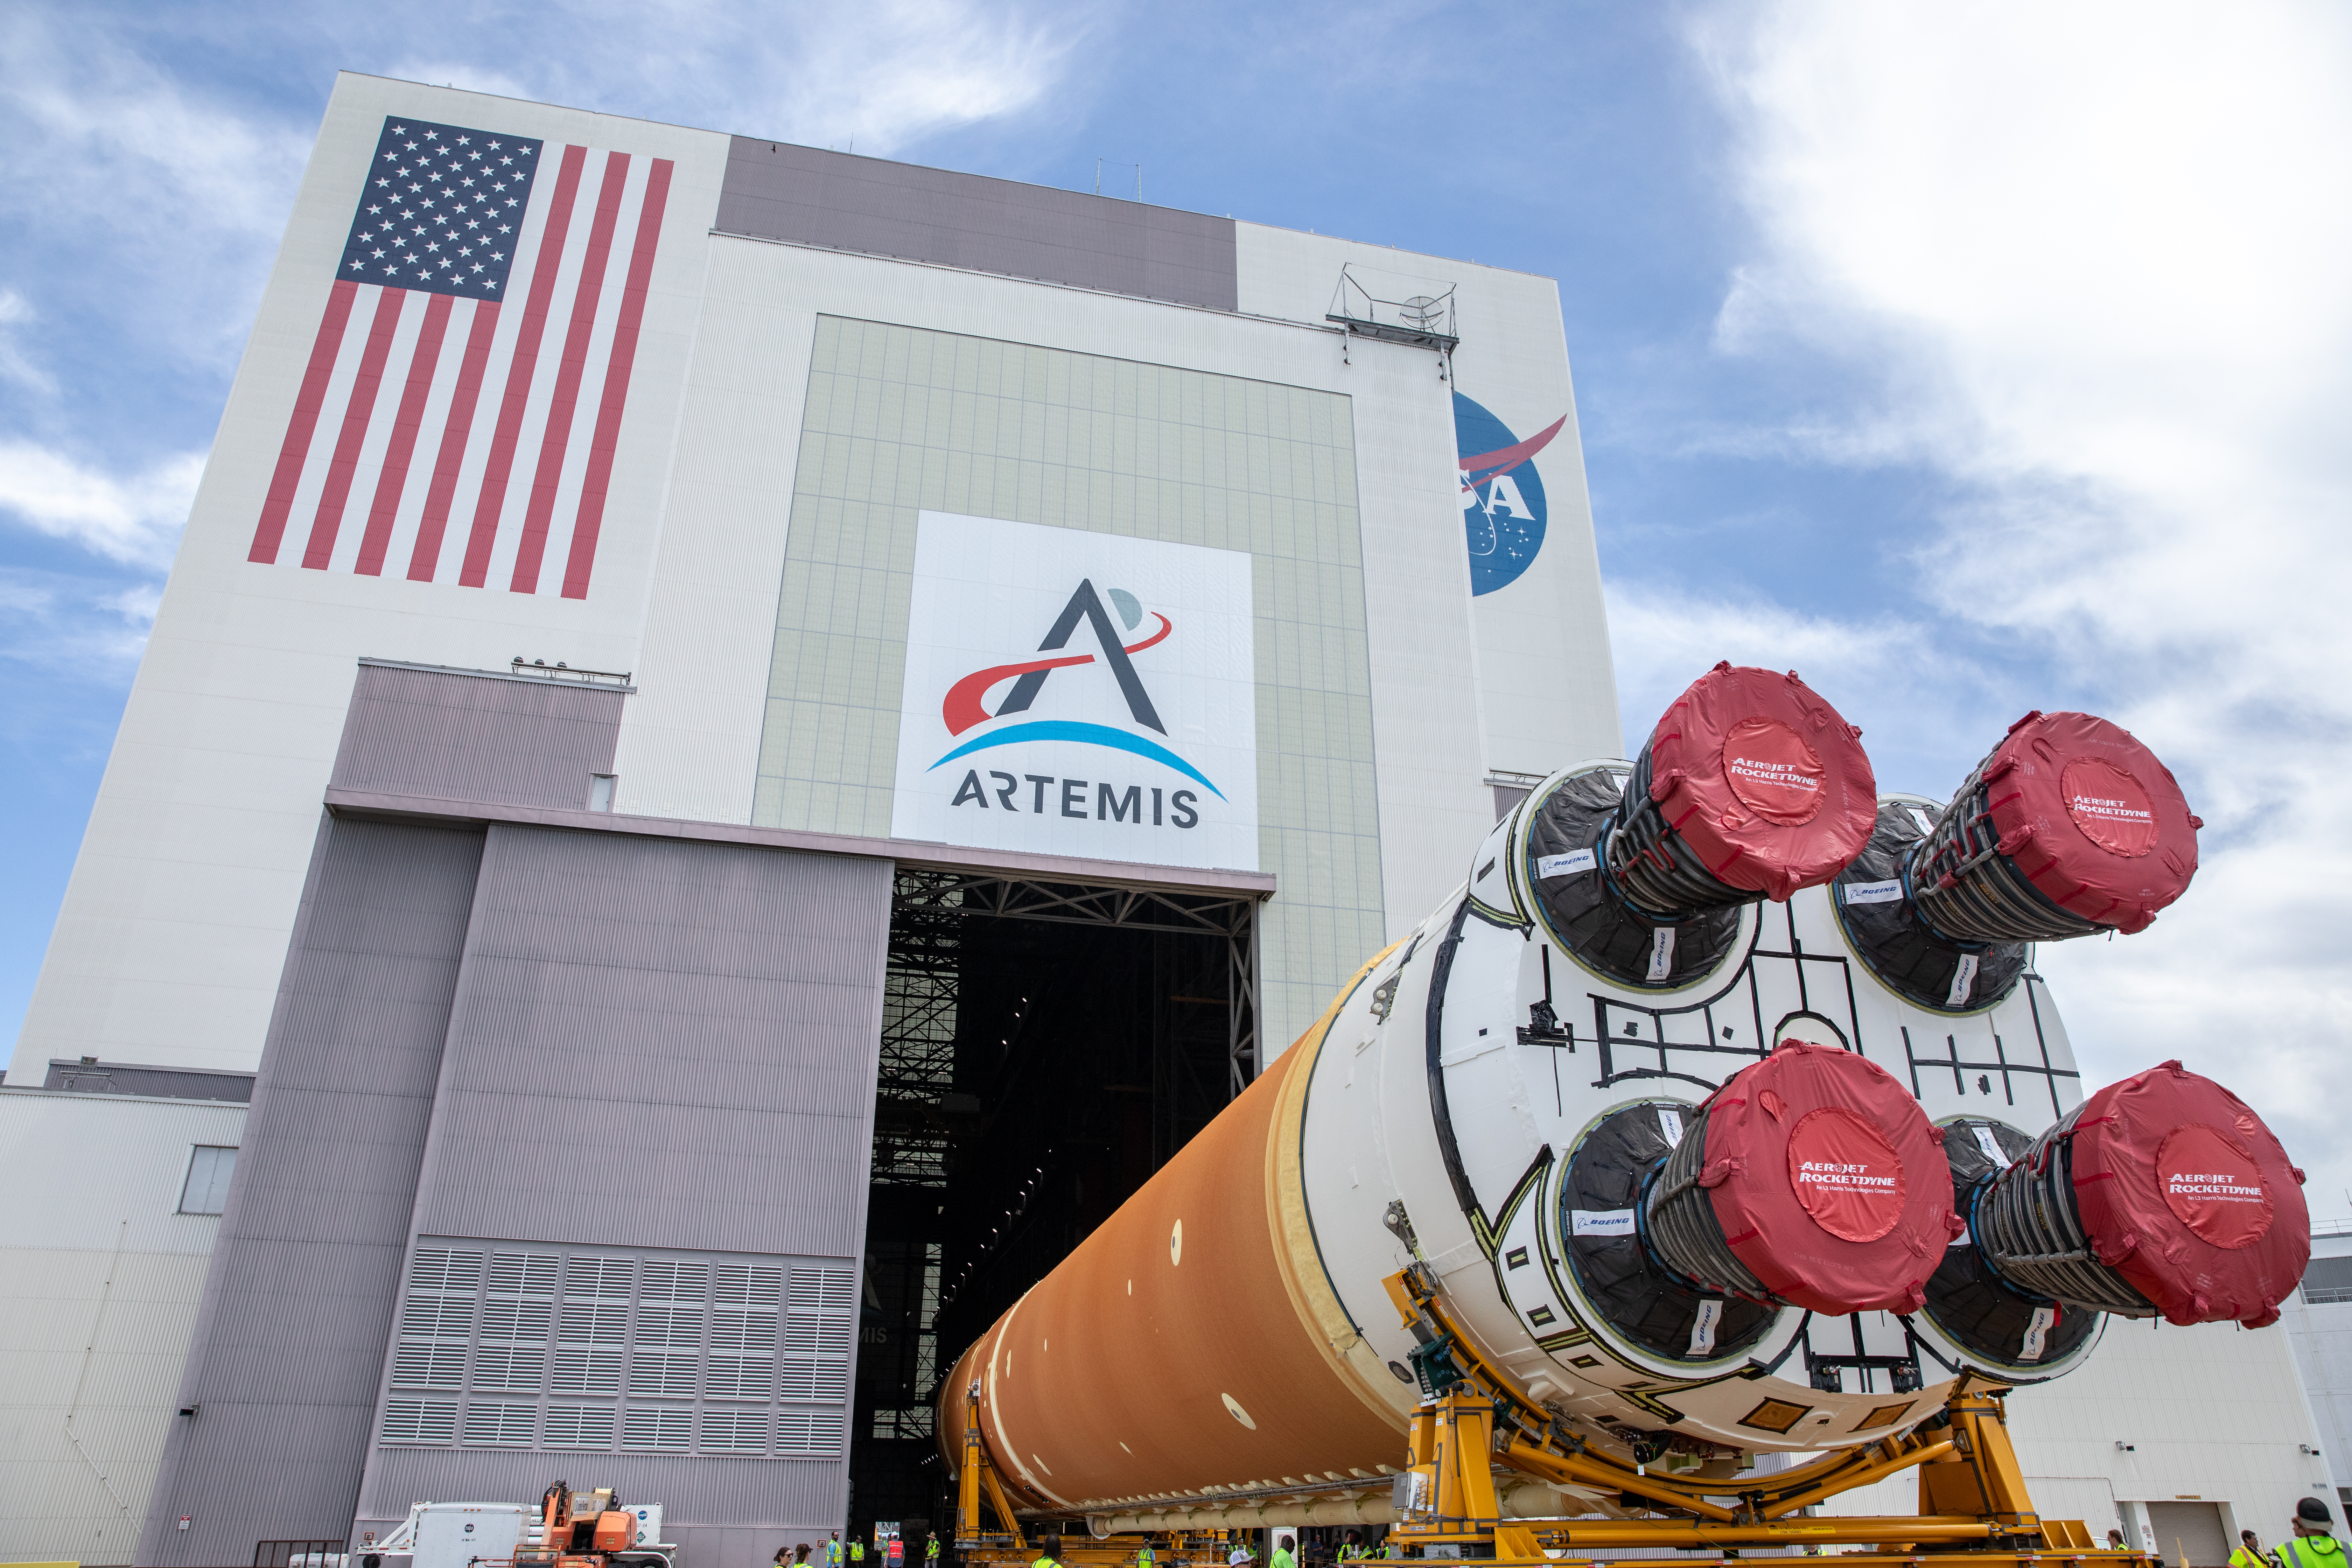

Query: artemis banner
[[890, 511, 1260, 872]]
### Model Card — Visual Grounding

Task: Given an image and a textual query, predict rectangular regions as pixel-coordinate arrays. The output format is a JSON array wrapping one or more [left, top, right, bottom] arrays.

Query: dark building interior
[[847, 871, 1256, 1543]]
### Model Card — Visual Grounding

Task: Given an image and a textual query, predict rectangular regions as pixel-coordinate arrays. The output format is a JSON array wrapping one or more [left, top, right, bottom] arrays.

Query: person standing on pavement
[[2280, 1500, 2346, 1568], [825, 1533, 844, 1568]]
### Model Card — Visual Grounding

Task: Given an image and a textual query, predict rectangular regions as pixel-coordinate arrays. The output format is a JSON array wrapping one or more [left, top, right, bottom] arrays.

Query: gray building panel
[[140, 817, 486, 1568], [352, 824, 893, 1553], [331, 663, 624, 810], [718, 138, 1239, 311], [411, 824, 890, 1247]]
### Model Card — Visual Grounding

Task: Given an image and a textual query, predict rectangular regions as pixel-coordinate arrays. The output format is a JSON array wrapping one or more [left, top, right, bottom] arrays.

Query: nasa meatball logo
[[891, 511, 1259, 872], [1455, 392, 1568, 596]]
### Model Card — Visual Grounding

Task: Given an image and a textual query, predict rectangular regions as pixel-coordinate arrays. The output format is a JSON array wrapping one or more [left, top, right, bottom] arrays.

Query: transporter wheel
[[1834, 799, 2028, 1013], [1559, 1100, 1774, 1363], [1920, 1117, 2099, 1372], [1526, 771, 1743, 990]]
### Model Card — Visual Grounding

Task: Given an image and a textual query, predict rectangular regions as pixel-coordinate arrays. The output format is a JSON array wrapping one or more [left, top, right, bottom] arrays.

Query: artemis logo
[[924, 578, 1223, 800], [890, 511, 1259, 873]]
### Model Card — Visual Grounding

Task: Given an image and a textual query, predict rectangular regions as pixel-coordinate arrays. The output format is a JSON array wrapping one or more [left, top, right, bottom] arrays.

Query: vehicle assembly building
[[0, 70, 2331, 1568]]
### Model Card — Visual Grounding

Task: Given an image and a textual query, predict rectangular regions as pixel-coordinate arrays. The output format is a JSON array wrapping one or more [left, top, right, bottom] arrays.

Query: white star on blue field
[[2, 0, 2350, 1210]]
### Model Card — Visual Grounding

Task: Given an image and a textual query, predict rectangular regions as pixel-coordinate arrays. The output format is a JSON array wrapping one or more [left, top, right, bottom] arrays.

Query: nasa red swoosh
[[1457, 412, 1569, 490], [941, 613, 1172, 735]]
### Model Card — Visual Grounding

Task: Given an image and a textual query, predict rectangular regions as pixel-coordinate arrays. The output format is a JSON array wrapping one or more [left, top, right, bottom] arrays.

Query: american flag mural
[[246, 116, 674, 600]]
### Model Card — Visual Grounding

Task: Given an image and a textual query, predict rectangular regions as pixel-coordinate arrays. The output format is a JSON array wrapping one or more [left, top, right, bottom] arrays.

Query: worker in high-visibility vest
[[2238, 1530, 2282, 1568], [1271, 1535, 1296, 1568], [925, 1541, 940, 1567], [2280, 1500, 2345, 1568], [1136, 1544, 1156, 1568], [1033, 1539, 1060, 1568], [825, 1534, 844, 1567]]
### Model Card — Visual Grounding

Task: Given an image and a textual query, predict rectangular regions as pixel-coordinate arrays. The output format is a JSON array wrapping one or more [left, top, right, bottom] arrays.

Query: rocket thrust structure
[[939, 664, 2306, 1527]]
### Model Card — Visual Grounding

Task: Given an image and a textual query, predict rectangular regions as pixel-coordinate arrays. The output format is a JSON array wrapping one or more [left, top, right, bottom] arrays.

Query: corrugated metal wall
[[139, 817, 487, 1568], [331, 664, 625, 811], [351, 826, 894, 1568], [716, 137, 1239, 312]]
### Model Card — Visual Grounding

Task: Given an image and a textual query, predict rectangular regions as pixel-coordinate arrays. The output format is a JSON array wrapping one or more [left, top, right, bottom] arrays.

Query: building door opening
[[848, 869, 1260, 1545], [2144, 1502, 2230, 1568]]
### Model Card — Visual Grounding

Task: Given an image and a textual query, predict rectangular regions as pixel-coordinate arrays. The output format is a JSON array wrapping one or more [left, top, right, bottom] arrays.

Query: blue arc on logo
[[927, 720, 1226, 800]]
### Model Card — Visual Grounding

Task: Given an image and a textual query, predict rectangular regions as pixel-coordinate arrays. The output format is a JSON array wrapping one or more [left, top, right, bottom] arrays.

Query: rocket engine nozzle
[[1909, 710, 2201, 942], [1610, 662, 1878, 913], [1968, 1061, 2308, 1328], [1641, 1041, 1960, 1316]]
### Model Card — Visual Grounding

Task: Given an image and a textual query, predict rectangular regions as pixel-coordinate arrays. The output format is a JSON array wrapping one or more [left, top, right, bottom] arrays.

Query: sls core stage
[[935, 667, 2306, 1554], [0, 71, 2323, 1568]]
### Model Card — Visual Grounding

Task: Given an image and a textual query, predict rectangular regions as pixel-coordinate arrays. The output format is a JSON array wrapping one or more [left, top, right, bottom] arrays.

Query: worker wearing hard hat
[[2280, 1500, 2344, 1568]]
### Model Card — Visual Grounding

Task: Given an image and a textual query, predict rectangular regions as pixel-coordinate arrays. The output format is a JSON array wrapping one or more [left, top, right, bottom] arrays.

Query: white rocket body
[[1299, 763, 2087, 1458]]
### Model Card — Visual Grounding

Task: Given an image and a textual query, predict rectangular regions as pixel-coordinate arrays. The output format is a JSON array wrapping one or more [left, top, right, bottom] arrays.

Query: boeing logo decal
[[1456, 392, 1567, 596], [925, 578, 1225, 798]]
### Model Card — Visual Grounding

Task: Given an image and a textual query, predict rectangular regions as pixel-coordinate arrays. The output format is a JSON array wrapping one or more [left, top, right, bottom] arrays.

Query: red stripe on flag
[[460, 143, 588, 588], [408, 300, 502, 582], [354, 291, 454, 576], [563, 158, 674, 601], [249, 279, 360, 564], [302, 287, 409, 569], [510, 152, 631, 594]]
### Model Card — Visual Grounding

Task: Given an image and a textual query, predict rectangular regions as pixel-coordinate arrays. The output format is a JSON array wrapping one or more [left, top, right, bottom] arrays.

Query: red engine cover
[[1644, 662, 1878, 901], [2066, 1061, 2308, 1326], [1699, 1041, 1963, 1314]]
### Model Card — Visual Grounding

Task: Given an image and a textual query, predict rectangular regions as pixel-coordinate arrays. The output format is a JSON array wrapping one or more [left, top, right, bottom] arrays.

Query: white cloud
[[0, 288, 53, 394], [0, 565, 157, 676], [0, 441, 204, 566], [1689, 1, 2352, 1212], [388, 0, 1089, 158]]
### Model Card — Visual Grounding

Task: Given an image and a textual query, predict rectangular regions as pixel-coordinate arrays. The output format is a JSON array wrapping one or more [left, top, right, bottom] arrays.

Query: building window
[[178, 1145, 238, 1214]]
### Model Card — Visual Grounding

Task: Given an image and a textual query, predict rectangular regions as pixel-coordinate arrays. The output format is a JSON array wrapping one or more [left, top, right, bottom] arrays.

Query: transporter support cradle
[[951, 1266, 2141, 1568]]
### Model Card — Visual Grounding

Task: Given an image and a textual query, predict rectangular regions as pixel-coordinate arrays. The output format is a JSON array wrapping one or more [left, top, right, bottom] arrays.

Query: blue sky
[[5, 2, 2349, 1207]]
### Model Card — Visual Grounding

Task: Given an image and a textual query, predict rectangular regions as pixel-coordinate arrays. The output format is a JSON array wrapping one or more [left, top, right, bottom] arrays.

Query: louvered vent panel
[[549, 1348, 625, 1397], [380, 1398, 459, 1444], [700, 1409, 770, 1454], [463, 1401, 539, 1447], [702, 1355, 775, 1399], [621, 1406, 693, 1453], [630, 1351, 700, 1399], [489, 1252, 561, 1296], [775, 1408, 840, 1457], [389, 1344, 468, 1388], [565, 1257, 635, 1297], [472, 1346, 548, 1392], [541, 1405, 616, 1451]]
